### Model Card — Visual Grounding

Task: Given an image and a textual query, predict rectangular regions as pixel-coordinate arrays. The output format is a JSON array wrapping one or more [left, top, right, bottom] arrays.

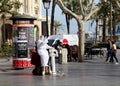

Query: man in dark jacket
[[105, 39, 112, 63]]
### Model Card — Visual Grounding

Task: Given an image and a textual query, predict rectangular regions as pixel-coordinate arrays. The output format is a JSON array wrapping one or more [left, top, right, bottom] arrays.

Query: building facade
[[0, 0, 48, 46]]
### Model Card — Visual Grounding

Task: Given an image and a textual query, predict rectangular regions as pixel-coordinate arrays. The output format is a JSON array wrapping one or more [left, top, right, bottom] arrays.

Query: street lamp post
[[42, 0, 51, 37]]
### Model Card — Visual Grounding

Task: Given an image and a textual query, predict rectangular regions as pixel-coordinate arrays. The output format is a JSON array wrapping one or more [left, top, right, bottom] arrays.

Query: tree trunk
[[102, 17, 106, 42], [112, 13, 116, 40], [110, 0, 113, 40], [77, 21, 85, 62], [55, 28, 57, 35], [95, 19, 98, 43], [65, 14, 70, 34], [51, 0, 56, 35], [3, 17, 6, 43], [0, 28, 1, 48], [1, 14, 6, 43]]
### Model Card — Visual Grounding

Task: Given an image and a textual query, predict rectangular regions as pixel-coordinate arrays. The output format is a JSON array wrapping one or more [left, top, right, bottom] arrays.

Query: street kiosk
[[10, 14, 36, 68]]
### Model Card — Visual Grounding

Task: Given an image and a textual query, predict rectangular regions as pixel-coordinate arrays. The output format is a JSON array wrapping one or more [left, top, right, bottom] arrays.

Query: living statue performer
[[37, 36, 52, 75]]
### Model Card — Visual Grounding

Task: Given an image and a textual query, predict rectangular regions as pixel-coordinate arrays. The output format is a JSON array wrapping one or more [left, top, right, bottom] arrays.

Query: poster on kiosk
[[10, 14, 36, 68]]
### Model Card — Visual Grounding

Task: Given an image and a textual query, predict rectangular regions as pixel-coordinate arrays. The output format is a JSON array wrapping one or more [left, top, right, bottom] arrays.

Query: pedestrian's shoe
[[115, 62, 119, 64], [42, 71, 45, 76], [45, 66, 52, 75], [41, 66, 45, 76], [52, 72, 56, 75], [49, 70, 52, 75], [104, 61, 109, 64]]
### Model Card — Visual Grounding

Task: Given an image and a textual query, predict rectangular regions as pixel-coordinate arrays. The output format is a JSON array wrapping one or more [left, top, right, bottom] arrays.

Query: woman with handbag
[[110, 40, 119, 64]]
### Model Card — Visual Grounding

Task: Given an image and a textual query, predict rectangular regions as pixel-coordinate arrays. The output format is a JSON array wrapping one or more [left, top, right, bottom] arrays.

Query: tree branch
[[78, 0, 84, 16], [90, 0, 95, 12], [85, 1, 105, 21], [116, 0, 120, 8], [56, 0, 78, 20]]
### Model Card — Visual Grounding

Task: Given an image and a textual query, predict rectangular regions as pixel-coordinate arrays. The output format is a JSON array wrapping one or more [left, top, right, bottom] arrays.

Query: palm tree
[[62, 0, 73, 34], [89, 12, 100, 43], [101, 0, 120, 41], [111, 1, 120, 40], [51, 0, 71, 34], [101, 0, 120, 40], [91, 0, 120, 42], [51, 0, 56, 35], [97, 2, 110, 42], [53, 20, 62, 35]]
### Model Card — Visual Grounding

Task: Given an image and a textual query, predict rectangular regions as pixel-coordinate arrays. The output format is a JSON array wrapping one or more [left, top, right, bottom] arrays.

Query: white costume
[[37, 36, 52, 75], [49, 47, 58, 74], [37, 36, 51, 66]]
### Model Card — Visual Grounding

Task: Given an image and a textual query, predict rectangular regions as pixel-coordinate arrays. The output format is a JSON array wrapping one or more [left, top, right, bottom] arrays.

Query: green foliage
[[91, 42, 107, 48], [62, 0, 90, 15], [0, 0, 22, 15], [13, 0, 22, 9], [85, 42, 93, 48], [98, 42, 108, 48], [85, 42, 108, 49], [0, 44, 13, 57]]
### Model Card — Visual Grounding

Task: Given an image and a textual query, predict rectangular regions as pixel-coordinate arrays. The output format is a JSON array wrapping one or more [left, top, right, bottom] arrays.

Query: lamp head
[[42, 0, 51, 9]]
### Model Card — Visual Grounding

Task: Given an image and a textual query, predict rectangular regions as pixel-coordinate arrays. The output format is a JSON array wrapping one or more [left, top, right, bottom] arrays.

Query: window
[[35, 10, 38, 14], [35, 0, 38, 3]]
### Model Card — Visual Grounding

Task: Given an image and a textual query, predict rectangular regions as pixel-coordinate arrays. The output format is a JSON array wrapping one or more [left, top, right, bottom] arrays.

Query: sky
[[42, 0, 99, 34]]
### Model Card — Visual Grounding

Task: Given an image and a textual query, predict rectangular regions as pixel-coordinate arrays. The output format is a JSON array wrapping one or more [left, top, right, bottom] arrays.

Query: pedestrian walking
[[109, 40, 119, 64], [105, 39, 112, 63]]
